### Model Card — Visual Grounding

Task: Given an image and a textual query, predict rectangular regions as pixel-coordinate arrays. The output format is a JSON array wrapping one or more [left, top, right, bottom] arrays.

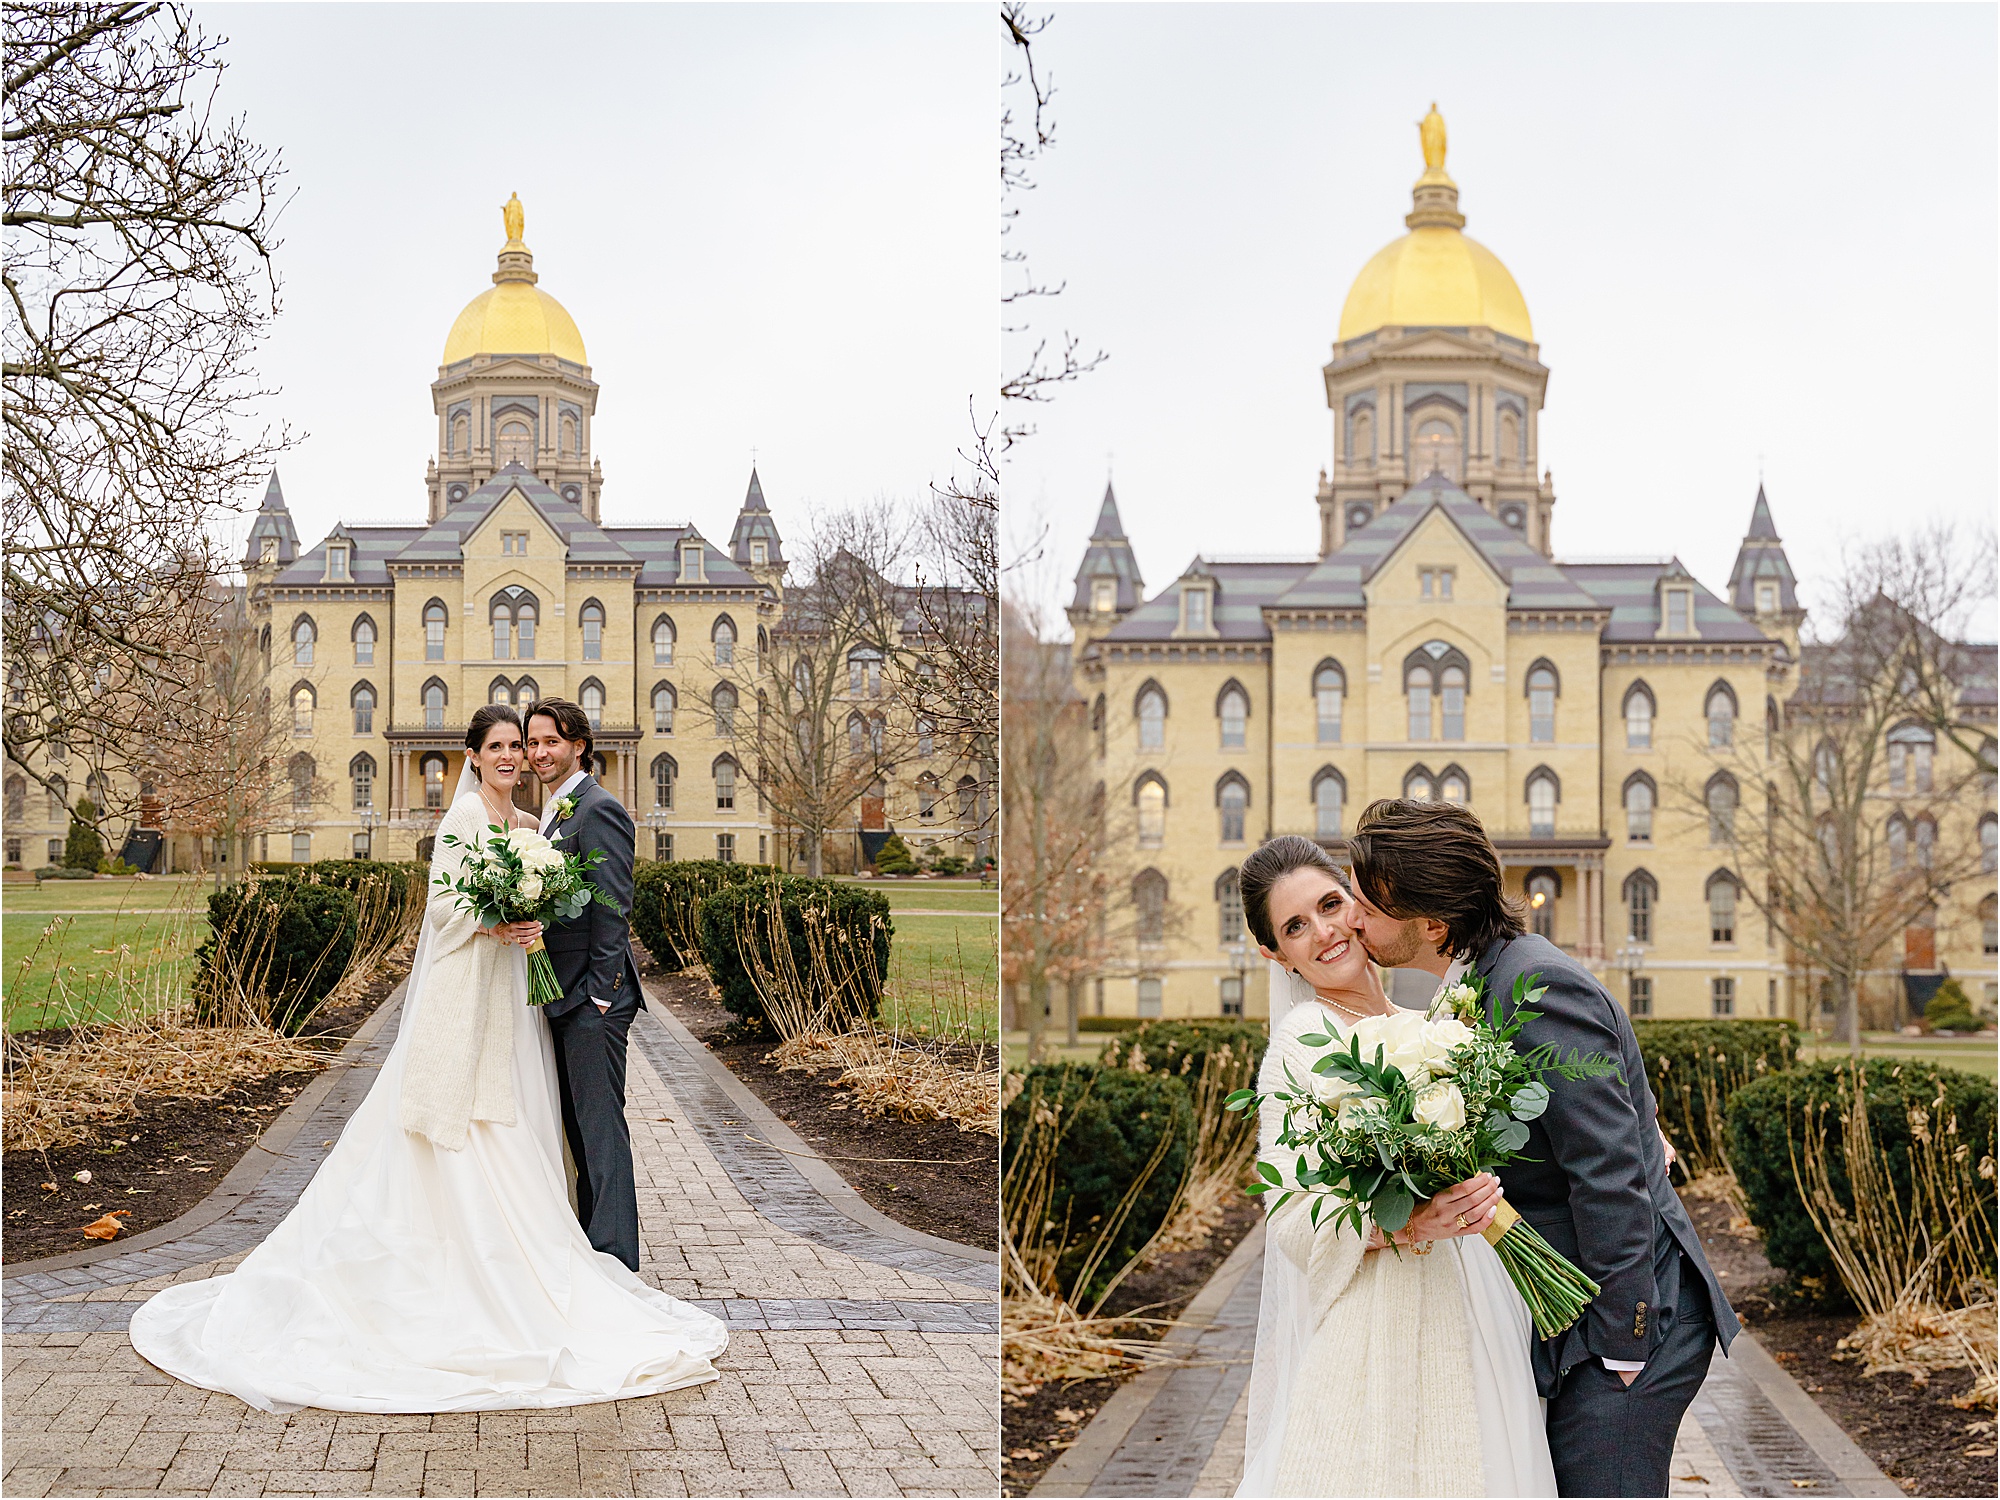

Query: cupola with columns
[[1319, 106, 1556, 560]]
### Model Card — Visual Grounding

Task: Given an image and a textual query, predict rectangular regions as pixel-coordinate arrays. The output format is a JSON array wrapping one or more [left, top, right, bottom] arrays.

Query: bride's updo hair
[[1238, 834, 1349, 950], [464, 704, 524, 779]]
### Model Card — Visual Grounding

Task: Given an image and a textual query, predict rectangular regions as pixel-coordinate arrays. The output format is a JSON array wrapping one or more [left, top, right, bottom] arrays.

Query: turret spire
[[1727, 482, 1801, 625]]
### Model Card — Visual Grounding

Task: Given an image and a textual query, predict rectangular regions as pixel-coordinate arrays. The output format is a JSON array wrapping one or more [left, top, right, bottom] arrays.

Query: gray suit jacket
[[538, 775, 644, 1019], [1476, 933, 1739, 1394]]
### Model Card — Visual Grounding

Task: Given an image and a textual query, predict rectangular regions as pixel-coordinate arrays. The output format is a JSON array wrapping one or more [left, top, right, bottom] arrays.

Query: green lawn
[[2, 875, 217, 914], [1800, 1032, 1998, 1082], [3, 909, 209, 1032], [843, 880, 995, 915], [1004, 1032, 1107, 1069], [882, 911, 997, 1041]]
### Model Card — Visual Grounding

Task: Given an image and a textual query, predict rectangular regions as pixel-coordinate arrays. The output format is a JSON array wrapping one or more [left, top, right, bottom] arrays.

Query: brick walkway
[[2, 984, 1000, 1497], [1032, 1224, 1899, 1500]]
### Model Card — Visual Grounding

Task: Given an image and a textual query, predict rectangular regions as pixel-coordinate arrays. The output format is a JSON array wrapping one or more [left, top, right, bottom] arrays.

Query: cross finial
[[750, 444, 760, 468]]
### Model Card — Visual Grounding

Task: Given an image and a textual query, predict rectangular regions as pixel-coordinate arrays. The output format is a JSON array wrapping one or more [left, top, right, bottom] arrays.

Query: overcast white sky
[[1004, 3, 1999, 639], [197, 3, 991, 558]]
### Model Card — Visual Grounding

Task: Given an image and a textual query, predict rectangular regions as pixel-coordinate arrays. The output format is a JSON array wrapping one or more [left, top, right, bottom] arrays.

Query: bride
[[130, 705, 728, 1413], [1235, 836, 1555, 1498]]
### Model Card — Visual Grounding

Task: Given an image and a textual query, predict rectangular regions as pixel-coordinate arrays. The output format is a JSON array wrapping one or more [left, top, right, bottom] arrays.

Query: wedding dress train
[[129, 800, 727, 1414]]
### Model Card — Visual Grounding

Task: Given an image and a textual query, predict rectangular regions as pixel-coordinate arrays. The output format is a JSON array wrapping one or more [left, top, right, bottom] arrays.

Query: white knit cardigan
[[397, 796, 520, 1150], [1261, 1003, 1481, 1498]]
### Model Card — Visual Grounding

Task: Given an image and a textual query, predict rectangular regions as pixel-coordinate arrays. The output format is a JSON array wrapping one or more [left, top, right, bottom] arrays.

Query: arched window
[[1982, 893, 1998, 956], [1136, 682, 1166, 751], [1350, 408, 1374, 465], [1527, 769, 1559, 838], [423, 678, 447, 730], [869, 714, 886, 757], [957, 774, 978, 821], [712, 683, 737, 736], [652, 617, 675, 666], [292, 617, 315, 666], [917, 772, 939, 821], [1705, 682, 1737, 748], [1216, 868, 1245, 944], [1887, 812, 1909, 870], [1623, 870, 1657, 944], [1411, 415, 1460, 483], [1706, 772, 1738, 844], [1216, 774, 1249, 843], [1624, 682, 1654, 750], [351, 682, 375, 735], [515, 677, 538, 707], [1135, 774, 1167, 845], [350, 754, 376, 811], [1981, 813, 1997, 874], [515, 599, 536, 660], [1091, 694, 1107, 756], [1913, 814, 1936, 870], [560, 412, 578, 456], [651, 754, 676, 809], [1888, 722, 1935, 793], [652, 683, 676, 734], [292, 683, 314, 736], [713, 757, 738, 811], [1624, 773, 1655, 842], [424, 599, 447, 661], [916, 715, 935, 759], [1313, 767, 1346, 839], [1813, 740, 1838, 799], [848, 647, 884, 698], [1134, 869, 1168, 943], [1440, 664, 1467, 742], [1498, 408, 1521, 467], [1406, 664, 1433, 741], [352, 615, 376, 666], [1526, 870, 1559, 939], [491, 599, 513, 659], [1817, 814, 1840, 874], [495, 415, 533, 466], [1707, 872, 1738, 944], [2, 775, 22, 824], [46, 774, 66, 821], [1314, 661, 1344, 745], [1405, 764, 1436, 802], [580, 679, 604, 730], [580, 600, 604, 661], [490, 678, 513, 706], [1526, 661, 1559, 743], [450, 412, 469, 455], [712, 616, 737, 666], [1217, 682, 1248, 749], [289, 753, 315, 814], [847, 712, 866, 757], [1439, 767, 1469, 805]]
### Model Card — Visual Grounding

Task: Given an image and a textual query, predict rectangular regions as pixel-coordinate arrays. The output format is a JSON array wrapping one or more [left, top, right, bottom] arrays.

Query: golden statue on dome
[[502, 192, 525, 245], [1419, 103, 1447, 172]]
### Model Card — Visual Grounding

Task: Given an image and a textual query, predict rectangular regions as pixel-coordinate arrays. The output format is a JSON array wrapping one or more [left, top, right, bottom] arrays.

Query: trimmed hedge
[[1003, 1063, 1195, 1302], [194, 878, 359, 1032], [1634, 1019, 1799, 1165], [35, 865, 95, 881], [1727, 1058, 1998, 1299], [695, 874, 891, 1026], [1099, 1018, 1269, 1084], [635, 860, 777, 971]]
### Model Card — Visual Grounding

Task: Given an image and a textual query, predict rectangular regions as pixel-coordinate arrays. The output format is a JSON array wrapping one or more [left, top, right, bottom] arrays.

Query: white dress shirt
[[539, 769, 589, 835]]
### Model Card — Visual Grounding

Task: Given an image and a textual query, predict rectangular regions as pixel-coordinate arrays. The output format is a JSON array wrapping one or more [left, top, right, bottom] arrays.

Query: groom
[[524, 699, 646, 1272], [1345, 797, 1739, 1498]]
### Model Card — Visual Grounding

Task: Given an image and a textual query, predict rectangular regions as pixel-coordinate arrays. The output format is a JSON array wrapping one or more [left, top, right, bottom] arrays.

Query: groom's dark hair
[[1348, 798, 1524, 959], [525, 697, 593, 764]]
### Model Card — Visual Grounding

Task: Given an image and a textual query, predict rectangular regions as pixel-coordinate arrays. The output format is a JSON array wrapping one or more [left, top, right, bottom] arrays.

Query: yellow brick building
[[1067, 111, 1997, 1026]]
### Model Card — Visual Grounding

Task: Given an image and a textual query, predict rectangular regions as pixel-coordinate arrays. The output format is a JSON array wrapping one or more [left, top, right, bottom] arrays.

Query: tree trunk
[[1065, 978, 1080, 1048], [1026, 973, 1049, 1062]]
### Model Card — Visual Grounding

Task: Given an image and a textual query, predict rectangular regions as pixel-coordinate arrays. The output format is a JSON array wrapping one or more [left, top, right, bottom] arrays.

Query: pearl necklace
[[1318, 991, 1390, 1025]]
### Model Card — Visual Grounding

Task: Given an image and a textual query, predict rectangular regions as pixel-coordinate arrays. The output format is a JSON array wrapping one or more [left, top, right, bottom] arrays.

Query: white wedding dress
[[129, 781, 728, 1414], [1237, 967, 1556, 1497]]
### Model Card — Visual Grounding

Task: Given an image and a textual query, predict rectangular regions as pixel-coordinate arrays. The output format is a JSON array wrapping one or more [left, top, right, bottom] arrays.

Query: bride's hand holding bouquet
[[435, 824, 618, 1007]]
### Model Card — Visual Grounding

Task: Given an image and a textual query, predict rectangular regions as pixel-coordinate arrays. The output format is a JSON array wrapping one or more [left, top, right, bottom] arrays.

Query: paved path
[[1032, 1224, 1899, 1500], [3, 979, 999, 1497]]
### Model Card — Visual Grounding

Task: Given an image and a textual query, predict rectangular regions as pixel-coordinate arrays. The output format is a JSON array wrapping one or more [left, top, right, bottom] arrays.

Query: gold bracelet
[[1410, 1237, 1434, 1255]]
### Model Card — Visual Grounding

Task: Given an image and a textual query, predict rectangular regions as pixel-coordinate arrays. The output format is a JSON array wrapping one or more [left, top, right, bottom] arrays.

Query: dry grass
[[767, 1029, 998, 1135]]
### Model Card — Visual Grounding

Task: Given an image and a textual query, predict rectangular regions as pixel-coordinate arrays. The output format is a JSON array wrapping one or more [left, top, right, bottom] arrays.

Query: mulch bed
[[1684, 1193, 1996, 1498], [1001, 1186, 1262, 1497], [641, 949, 997, 1253], [2, 963, 408, 1265]]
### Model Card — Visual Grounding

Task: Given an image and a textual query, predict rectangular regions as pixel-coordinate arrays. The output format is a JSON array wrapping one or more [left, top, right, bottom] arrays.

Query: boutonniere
[[550, 795, 579, 825]]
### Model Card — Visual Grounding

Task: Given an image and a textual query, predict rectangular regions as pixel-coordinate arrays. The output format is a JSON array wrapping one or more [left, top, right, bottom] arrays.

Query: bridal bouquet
[[434, 824, 616, 1006], [1227, 973, 1621, 1338]]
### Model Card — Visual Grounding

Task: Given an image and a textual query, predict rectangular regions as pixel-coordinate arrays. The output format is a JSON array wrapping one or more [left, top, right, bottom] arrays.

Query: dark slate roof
[[1726, 485, 1801, 615], [1275, 470, 1600, 612], [274, 526, 425, 586], [1070, 482, 1147, 614], [1104, 559, 1312, 642], [391, 464, 637, 567], [1561, 561, 1769, 642], [727, 467, 785, 566], [614, 527, 760, 589], [243, 470, 300, 567]]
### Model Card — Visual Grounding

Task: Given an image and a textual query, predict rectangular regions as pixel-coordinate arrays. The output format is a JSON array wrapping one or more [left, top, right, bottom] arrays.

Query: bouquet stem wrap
[[1478, 1199, 1601, 1340], [523, 936, 564, 1009]]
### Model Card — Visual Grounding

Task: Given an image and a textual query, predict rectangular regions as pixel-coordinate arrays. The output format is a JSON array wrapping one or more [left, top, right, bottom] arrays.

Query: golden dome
[[441, 195, 588, 366], [1336, 107, 1533, 344]]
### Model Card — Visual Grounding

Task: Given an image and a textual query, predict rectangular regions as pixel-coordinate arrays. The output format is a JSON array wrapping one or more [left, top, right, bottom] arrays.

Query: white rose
[[524, 845, 563, 873], [1411, 1079, 1468, 1132], [1421, 1016, 1475, 1072], [1373, 1009, 1433, 1085], [505, 827, 548, 855], [1307, 1069, 1362, 1110], [518, 872, 544, 902]]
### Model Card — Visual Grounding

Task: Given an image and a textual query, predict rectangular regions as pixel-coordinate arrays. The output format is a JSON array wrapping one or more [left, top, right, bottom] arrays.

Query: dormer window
[[1092, 578, 1116, 614], [1663, 587, 1693, 635], [1181, 583, 1212, 633], [325, 545, 349, 582], [1756, 581, 1778, 614], [260, 538, 278, 564], [751, 540, 768, 567], [680, 544, 705, 584]]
